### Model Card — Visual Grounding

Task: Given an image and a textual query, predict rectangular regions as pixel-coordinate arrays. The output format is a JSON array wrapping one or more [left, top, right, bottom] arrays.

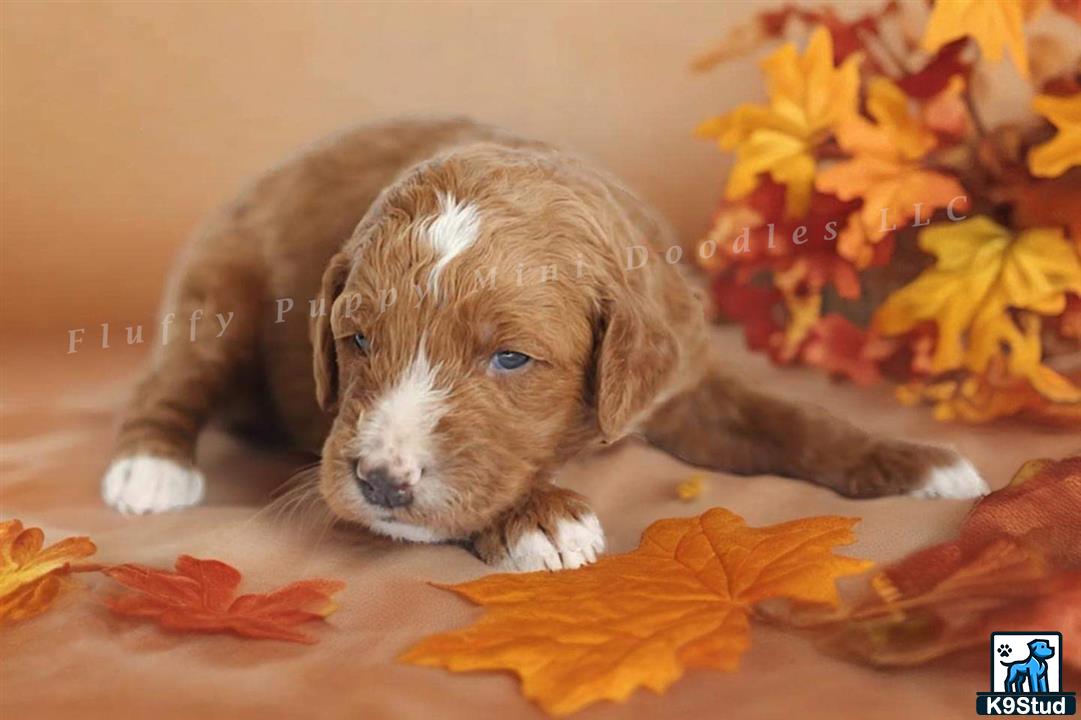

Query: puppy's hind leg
[[642, 357, 988, 499], [102, 236, 263, 514]]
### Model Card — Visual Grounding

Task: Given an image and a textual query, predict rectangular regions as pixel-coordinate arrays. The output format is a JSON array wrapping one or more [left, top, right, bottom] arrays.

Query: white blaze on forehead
[[426, 192, 481, 291], [356, 343, 449, 479]]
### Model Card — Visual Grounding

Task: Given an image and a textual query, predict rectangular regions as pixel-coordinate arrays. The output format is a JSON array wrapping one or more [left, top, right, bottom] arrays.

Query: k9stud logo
[[977, 632, 1076, 715]]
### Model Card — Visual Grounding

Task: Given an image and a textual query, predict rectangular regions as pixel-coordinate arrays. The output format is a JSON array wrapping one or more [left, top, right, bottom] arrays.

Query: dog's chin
[[317, 471, 512, 545], [364, 516, 453, 543], [318, 485, 458, 544]]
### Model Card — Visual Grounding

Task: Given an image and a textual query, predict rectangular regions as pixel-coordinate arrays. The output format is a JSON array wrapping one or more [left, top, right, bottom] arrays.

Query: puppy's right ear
[[312, 252, 350, 412], [593, 291, 679, 441]]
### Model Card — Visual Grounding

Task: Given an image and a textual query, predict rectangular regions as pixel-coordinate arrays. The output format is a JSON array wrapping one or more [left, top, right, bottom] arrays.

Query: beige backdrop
[[1, 0, 805, 335]]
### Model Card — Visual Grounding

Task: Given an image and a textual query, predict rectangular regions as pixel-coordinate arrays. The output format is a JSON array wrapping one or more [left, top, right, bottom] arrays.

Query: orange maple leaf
[[104, 555, 345, 643], [0, 519, 96, 624], [816, 78, 968, 268], [401, 508, 871, 716]]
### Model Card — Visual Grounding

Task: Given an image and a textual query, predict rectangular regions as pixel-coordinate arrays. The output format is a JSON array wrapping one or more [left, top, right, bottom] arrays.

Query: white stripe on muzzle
[[355, 345, 448, 484]]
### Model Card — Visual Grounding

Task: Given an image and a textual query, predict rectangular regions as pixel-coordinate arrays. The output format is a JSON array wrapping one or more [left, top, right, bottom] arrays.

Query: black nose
[[357, 465, 413, 508]]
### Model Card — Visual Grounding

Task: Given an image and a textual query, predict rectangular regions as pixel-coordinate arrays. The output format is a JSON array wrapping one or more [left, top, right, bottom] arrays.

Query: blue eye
[[490, 350, 531, 372], [353, 333, 370, 352]]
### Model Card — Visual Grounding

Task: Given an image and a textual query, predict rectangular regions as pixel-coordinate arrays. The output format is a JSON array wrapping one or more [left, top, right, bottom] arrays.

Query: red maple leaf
[[802, 315, 896, 386], [760, 2, 901, 65], [897, 38, 972, 99], [712, 277, 782, 351], [750, 184, 867, 299], [709, 180, 867, 295], [1051, 0, 1081, 23], [104, 555, 345, 643], [1058, 294, 1081, 340], [885, 455, 1081, 600]]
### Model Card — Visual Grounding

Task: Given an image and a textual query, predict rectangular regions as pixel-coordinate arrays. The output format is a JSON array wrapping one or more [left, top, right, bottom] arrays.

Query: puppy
[[102, 117, 988, 571]]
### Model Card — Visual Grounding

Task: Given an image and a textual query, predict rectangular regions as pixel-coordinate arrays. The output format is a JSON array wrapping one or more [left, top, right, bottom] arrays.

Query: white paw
[[499, 513, 606, 572], [102, 455, 205, 514], [909, 456, 989, 499]]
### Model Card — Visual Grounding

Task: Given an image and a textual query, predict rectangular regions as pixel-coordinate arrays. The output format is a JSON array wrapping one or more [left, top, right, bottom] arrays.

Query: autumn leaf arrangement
[[0, 519, 344, 643], [694, 1, 1081, 425]]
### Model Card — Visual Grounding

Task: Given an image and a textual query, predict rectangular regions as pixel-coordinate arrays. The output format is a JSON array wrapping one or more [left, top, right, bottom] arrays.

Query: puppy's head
[[312, 146, 683, 541]]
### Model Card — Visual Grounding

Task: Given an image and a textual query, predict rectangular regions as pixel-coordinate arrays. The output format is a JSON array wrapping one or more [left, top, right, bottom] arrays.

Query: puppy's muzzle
[[356, 463, 414, 508]]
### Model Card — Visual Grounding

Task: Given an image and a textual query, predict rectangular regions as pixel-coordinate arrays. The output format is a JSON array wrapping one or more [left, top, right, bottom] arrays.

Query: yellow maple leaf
[[1029, 92, 1081, 178], [875, 217, 1081, 403], [698, 27, 860, 218], [897, 351, 1081, 426], [773, 261, 823, 362], [816, 78, 967, 268], [675, 474, 705, 501], [0, 519, 97, 624], [402, 508, 871, 716], [922, 0, 1033, 77]]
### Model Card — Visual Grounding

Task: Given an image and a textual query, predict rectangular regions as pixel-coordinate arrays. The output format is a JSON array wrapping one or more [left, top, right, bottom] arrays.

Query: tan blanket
[[2, 328, 1077, 719]]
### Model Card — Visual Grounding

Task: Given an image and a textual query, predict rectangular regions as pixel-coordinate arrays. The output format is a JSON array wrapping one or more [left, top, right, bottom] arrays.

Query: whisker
[[271, 461, 322, 497], [247, 463, 325, 529]]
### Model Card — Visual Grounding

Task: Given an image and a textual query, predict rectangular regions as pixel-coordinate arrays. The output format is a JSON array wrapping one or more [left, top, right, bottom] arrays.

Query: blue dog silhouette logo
[[978, 632, 1075, 715], [1001, 639, 1056, 693]]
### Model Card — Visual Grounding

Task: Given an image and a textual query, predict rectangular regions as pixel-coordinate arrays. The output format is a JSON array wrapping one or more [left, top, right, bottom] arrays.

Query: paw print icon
[[996, 643, 1011, 658]]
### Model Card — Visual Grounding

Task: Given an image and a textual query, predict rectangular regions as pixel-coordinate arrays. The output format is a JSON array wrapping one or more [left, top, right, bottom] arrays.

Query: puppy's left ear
[[312, 252, 350, 413], [593, 292, 679, 440]]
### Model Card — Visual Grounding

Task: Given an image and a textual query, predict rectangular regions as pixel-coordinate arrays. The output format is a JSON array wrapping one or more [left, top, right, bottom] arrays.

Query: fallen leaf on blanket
[[807, 455, 1081, 668], [675, 474, 705, 501], [103, 555, 345, 643], [0, 519, 97, 624], [401, 507, 871, 716]]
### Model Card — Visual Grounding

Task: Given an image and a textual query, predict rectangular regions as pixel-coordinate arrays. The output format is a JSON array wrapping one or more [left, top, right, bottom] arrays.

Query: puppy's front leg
[[643, 359, 988, 499], [472, 485, 606, 571], [102, 241, 261, 514]]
